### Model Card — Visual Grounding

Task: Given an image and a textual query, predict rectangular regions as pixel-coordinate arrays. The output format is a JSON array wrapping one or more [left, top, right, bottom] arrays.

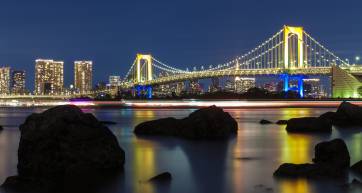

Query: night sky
[[0, 0, 361, 89]]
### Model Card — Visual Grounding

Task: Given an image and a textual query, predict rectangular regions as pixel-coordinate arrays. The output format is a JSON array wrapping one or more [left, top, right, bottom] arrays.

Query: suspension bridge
[[122, 26, 362, 98]]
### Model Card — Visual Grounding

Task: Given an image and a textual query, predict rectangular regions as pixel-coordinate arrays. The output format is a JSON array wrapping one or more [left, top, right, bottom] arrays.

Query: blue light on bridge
[[280, 73, 305, 98], [134, 85, 153, 99]]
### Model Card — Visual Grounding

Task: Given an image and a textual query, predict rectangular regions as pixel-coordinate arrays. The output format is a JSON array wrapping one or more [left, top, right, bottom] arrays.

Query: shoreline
[[0, 99, 360, 108]]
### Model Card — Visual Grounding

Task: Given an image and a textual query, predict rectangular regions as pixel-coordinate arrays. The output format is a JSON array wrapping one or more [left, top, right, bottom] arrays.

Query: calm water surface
[[0, 107, 361, 193]]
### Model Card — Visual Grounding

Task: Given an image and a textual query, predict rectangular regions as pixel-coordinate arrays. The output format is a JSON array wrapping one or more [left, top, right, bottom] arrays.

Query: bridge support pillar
[[298, 77, 304, 98], [281, 73, 305, 98], [282, 74, 289, 92]]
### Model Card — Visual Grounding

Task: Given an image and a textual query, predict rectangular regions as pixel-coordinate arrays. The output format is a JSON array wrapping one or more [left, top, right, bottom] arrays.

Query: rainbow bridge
[[121, 26, 362, 98]]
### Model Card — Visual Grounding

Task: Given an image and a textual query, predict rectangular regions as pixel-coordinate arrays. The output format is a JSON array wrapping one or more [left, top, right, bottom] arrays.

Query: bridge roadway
[[123, 66, 362, 87]]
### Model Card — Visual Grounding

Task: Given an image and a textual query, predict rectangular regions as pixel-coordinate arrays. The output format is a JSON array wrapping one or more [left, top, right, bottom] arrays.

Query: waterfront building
[[235, 77, 256, 93], [11, 70, 26, 95], [176, 82, 185, 96], [74, 61, 92, 94], [303, 78, 321, 98], [189, 80, 202, 95], [263, 82, 278, 92], [224, 79, 234, 92], [0, 67, 11, 95], [35, 59, 64, 95], [209, 77, 221, 93], [109, 76, 121, 87]]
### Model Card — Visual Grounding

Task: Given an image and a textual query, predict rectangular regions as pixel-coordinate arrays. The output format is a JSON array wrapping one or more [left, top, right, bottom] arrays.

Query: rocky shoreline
[[2, 102, 362, 192]]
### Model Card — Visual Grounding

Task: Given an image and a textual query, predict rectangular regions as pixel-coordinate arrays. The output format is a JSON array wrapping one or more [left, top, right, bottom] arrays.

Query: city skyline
[[0, 0, 361, 89]]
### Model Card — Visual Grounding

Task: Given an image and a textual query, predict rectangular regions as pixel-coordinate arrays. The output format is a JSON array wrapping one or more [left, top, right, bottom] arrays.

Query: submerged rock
[[148, 172, 172, 183], [135, 105, 237, 139], [2, 105, 125, 192], [286, 117, 332, 133], [259, 119, 273, 124], [351, 160, 362, 174], [274, 138, 350, 178], [276, 120, 288, 125]]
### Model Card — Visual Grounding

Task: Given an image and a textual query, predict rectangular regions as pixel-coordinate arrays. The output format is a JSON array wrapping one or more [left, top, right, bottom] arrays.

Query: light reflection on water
[[0, 107, 362, 193]]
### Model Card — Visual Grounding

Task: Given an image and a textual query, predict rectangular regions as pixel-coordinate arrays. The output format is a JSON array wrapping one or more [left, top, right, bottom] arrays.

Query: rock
[[260, 119, 273, 124], [336, 102, 362, 125], [274, 163, 312, 177], [319, 112, 337, 122], [148, 172, 172, 183], [274, 138, 349, 178], [321, 102, 362, 127], [286, 117, 332, 133], [0, 125, 3, 131], [313, 138, 350, 169], [134, 117, 181, 136], [276, 120, 288, 125], [135, 105, 238, 139], [2, 105, 125, 192], [351, 160, 362, 174]]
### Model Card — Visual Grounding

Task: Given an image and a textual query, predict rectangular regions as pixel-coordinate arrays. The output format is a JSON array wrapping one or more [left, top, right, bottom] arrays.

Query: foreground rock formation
[[286, 117, 332, 133], [274, 138, 350, 178], [134, 105, 237, 139], [2, 105, 125, 192]]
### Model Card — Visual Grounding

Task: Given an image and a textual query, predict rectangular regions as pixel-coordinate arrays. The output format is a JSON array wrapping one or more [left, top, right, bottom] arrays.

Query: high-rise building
[[209, 77, 221, 93], [189, 80, 202, 95], [235, 77, 255, 93], [35, 59, 64, 95], [176, 82, 185, 96], [303, 78, 321, 98], [11, 70, 26, 95], [109, 76, 121, 87], [0, 67, 11, 95], [74, 61, 92, 94], [224, 79, 235, 92]]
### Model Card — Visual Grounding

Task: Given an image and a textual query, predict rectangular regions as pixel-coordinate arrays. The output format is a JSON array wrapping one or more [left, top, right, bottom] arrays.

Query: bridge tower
[[283, 26, 304, 69], [133, 54, 153, 99], [135, 54, 153, 83]]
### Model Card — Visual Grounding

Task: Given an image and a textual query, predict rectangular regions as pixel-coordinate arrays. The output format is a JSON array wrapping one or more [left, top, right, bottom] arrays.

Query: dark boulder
[[336, 102, 362, 125], [2, 105, 125, 192], [351, 160, 362, 175], [134, 105, 237, 139], [319, 112, 337, 123], [259, 119, 273, 124], [274, 138, 350, 178], [148, 172, 172, 183], [134, 117, 181, 136], [276, 120, 288, 125], [313, 138, 350, 169], [286, 117, 332, 133], [322, 102, 362, 126], [0, 125, 3, 131]]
